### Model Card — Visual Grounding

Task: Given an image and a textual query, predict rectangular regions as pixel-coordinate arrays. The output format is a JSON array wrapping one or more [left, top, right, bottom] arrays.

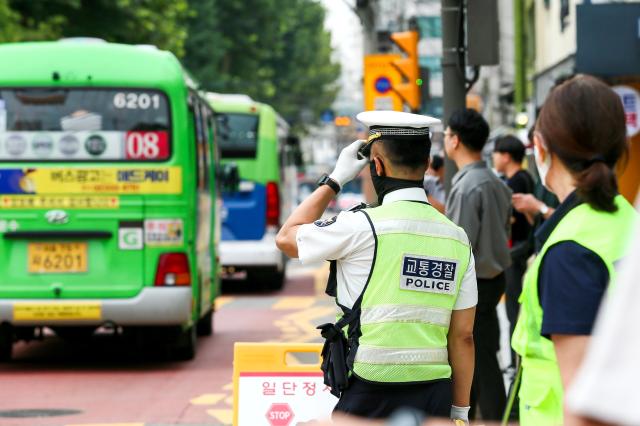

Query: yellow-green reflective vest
[[512, 195, 638, 426], [350, 200, 471, 383]]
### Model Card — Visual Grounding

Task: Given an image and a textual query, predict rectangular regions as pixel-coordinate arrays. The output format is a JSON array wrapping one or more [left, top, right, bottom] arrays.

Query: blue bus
[[206, 93, 294, 290]]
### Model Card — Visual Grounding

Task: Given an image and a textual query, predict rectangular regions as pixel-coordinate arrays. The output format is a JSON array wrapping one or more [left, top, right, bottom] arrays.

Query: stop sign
[[265, 402, 294, 426]]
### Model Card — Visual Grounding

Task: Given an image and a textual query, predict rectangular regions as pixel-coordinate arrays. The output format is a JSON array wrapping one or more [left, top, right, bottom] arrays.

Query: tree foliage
[[183, 0, 340, 128], [0, 0, 21, 42], [2, 0, 190, 55], [0, 0, 340, 129]]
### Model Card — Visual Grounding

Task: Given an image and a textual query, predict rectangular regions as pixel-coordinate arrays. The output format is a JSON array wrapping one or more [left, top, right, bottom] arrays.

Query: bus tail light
[[154, 253, 191, 286], [266, 182, 280, 227]]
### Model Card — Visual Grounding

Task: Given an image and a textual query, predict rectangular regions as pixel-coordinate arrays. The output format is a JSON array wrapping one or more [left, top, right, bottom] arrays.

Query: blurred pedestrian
[[276, 111, 478, 424], [511, 75, 638, 425], [491, 135, 534, 369], [444, 109, 511, 421], [423, 154, 446, 213], [511, 192, 555, 226], [511, 128, 559, 232]]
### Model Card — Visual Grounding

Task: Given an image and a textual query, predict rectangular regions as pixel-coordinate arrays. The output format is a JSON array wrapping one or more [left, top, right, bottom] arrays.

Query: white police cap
[[356, 111, 441, 155], [357, 110, 440, 131]]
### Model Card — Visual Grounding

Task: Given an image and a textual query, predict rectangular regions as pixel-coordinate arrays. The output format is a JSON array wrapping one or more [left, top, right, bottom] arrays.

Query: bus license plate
[[13, 303, 101, 321], [28, 242, 88, 274]]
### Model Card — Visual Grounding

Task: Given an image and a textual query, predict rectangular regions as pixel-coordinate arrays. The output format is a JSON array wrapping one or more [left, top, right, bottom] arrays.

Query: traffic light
[[390, 31, 420, 111], [418, 66, 430, 106]]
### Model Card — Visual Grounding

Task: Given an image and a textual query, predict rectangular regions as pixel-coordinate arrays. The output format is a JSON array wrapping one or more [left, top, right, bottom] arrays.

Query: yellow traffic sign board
[[363, 54, 404, 112]]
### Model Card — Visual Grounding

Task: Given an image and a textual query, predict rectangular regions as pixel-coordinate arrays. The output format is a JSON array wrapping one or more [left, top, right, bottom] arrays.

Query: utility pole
[[513, 0, 525, 114], [441, 0, 466, 192], [354, 0, 378, 54]]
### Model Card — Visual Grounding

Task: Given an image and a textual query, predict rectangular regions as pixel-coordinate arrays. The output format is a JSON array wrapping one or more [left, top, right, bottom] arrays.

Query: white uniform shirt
[[297, 188, 478, 310]]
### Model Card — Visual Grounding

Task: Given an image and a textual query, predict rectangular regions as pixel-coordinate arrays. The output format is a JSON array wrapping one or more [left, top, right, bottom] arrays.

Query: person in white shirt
[[276, 111, 477, 424], [565, 218, 640, 425]]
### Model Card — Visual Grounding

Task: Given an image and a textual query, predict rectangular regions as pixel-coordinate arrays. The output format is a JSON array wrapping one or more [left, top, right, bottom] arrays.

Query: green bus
[[206, 93, 295, 290], [0, 40, 221, 361]]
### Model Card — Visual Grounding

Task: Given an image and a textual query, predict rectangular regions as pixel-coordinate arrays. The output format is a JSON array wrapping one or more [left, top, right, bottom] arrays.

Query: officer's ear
[[373, 156, 386, 177]]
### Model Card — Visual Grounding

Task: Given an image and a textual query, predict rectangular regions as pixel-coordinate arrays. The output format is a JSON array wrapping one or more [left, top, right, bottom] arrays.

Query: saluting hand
[[329, 139, 369, 188]]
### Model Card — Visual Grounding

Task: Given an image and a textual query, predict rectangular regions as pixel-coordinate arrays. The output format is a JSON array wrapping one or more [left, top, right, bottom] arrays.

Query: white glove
[[329, 139, 369, 188], [450, 405, 470, 425]]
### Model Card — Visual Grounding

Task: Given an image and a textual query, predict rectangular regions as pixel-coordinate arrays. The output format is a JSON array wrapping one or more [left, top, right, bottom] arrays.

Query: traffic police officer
[[511, 75, 638, 425], [276, 111, 478, 424]]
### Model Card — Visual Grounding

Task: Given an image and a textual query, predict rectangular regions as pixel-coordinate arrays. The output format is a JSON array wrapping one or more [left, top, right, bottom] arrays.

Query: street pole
[[440, 0, 466, 193], [354, 0, 378, 54], [514, 0, 525, 114]]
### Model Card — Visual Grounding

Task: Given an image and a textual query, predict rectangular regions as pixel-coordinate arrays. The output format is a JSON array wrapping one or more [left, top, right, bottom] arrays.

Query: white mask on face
[[534, 142, 551, 190]]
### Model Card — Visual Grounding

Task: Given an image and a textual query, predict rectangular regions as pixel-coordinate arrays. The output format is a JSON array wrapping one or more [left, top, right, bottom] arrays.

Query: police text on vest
[[400, 254, 458, 295]]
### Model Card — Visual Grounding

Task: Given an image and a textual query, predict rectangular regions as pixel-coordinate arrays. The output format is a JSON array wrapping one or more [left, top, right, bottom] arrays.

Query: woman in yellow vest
[[512, 75, 638, 425]]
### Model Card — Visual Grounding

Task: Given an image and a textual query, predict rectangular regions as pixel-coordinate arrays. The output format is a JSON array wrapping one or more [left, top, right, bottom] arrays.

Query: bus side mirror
[[219, 163, 240, 193]]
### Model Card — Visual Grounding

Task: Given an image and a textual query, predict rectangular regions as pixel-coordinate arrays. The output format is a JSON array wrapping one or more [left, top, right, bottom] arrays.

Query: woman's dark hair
[[536, 74, 628, 212]]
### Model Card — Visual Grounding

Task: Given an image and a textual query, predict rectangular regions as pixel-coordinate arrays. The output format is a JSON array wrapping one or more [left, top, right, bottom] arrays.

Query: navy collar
[[534, 190, 582, 252]]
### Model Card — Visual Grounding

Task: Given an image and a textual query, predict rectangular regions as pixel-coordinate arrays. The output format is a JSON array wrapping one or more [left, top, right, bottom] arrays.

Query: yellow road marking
[[275, 305, 335, 343], [215, 296, 234, 310], [68, 424, 144, 426], [278, 326, 300, 334], [272, 296, 316, 310], [207, 408, 233, 425], [190, 392, 226, 405]]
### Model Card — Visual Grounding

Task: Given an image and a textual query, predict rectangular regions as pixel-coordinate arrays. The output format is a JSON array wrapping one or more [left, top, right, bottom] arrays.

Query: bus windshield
[[0, 88, 171, 161], [215, 113, 258, 159]]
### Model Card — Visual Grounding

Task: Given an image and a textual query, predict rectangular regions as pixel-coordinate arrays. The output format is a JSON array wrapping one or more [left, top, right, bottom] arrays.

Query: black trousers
[[470, 273, 507, 421], [334, 376, 452, 419], [505, 249, 529, 367]]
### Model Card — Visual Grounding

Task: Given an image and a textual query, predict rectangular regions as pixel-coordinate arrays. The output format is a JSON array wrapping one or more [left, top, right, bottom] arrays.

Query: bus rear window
[[215, 113, 258, 158], [0, 88, 171, 161]]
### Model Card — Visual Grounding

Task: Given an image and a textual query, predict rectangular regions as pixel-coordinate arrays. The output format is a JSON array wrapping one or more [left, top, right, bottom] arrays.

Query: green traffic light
[[416, 78, 423, 86]]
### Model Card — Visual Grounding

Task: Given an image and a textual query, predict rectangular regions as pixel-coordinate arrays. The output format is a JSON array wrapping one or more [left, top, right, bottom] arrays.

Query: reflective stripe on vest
[[360, 304, 451, 328], [373, 218, 469, 243], [351, 201, 471, 384], [355, 346, 449, 365], [512, 195, 638, 426]]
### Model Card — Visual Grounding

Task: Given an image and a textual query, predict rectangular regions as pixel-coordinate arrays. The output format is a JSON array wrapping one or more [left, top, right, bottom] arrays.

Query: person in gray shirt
[[444, 109, 512, 421]]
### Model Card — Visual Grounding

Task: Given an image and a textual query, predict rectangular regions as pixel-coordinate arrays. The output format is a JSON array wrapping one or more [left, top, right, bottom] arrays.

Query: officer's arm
[[552, 334, 591, 424], [277, 139, 367, 258], [447, 306, 475, 408], [276, 185, 336, 258]]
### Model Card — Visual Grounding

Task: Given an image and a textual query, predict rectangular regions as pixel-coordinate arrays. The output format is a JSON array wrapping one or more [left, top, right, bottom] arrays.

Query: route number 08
[[113, 92, 160, 110], [126, 132, 161, 159]]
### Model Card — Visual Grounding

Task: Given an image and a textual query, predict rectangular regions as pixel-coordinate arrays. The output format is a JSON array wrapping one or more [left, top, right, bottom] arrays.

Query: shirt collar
[[534, 190, 582, 252], [382, 187, 429, 205], [451, 160, 486, 186]]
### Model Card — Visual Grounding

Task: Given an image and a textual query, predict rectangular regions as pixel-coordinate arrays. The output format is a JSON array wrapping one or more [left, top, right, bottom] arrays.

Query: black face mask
[[369, 160, 424, 206]]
